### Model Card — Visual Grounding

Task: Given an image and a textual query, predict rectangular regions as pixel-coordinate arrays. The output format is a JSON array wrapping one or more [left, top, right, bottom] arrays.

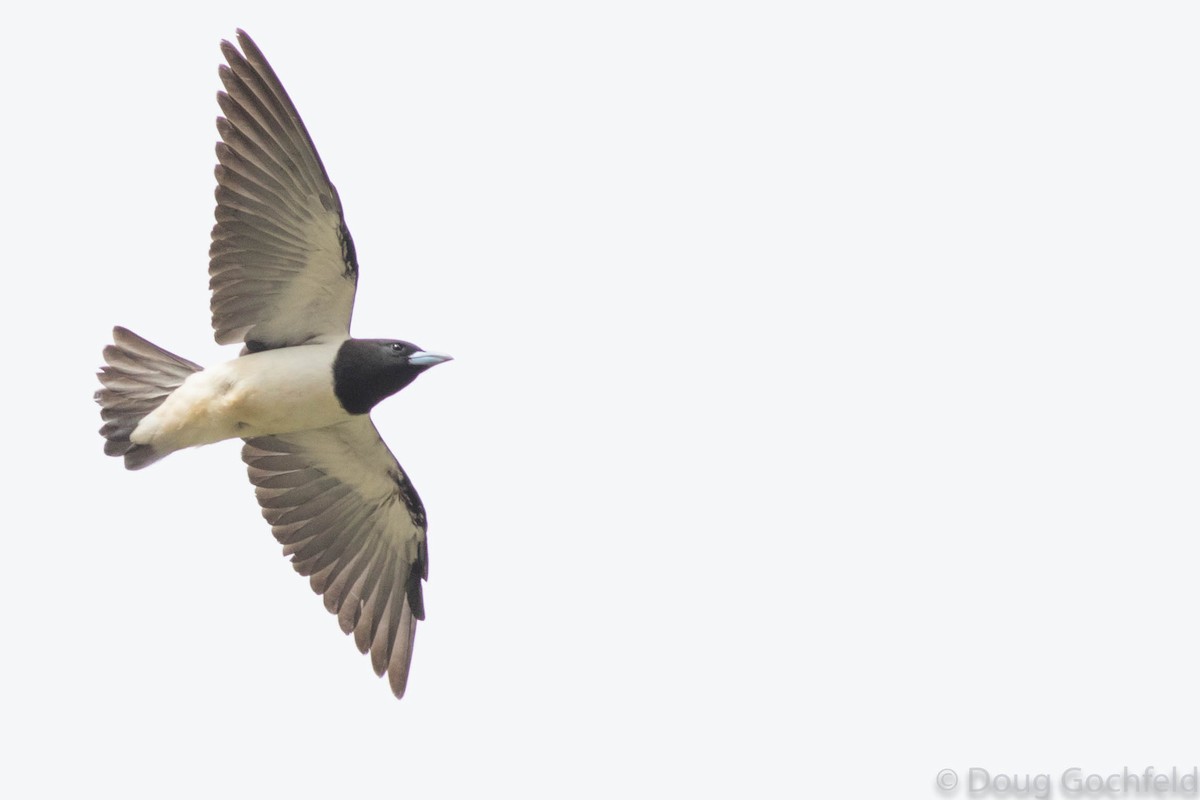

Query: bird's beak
[[408, 350, 453, 368]]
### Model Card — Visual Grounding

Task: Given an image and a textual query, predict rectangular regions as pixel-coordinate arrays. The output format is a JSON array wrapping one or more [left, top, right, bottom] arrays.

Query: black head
[[333, 338, 452, 415]]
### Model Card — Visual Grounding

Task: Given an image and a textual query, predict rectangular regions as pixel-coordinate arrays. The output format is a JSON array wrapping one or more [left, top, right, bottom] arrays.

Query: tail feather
[[96, 327, 203, 470]]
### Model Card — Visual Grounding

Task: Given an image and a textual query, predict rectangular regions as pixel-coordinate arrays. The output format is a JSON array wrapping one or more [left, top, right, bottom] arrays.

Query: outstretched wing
[[242, 417, 429, 698], [210, 29, 359, 351]]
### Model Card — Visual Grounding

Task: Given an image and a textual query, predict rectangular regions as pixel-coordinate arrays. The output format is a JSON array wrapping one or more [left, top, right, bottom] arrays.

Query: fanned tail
[[96, 327, 203, 470]]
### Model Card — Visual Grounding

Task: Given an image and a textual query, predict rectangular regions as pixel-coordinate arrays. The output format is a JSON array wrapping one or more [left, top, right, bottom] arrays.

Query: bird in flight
[[95, 30, 451, 698]]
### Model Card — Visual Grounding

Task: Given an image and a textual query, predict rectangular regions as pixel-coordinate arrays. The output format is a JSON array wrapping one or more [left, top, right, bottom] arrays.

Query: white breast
[[131, 341, 351, 454]]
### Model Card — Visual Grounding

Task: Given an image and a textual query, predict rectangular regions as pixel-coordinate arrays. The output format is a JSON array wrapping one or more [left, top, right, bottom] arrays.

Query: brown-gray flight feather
[[210, 29, 359, 351], [241, 417, 430, 699]]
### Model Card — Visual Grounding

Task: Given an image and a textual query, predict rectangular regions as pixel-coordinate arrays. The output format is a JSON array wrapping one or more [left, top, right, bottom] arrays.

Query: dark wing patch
[[390, 468, 428, 619], [241, 417, 430, 698], [209, 29, 358, 350], [338, 221, 359, 278]]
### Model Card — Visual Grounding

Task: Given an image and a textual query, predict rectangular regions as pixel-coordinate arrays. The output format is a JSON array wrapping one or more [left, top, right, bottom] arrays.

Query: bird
[[95, 29, 451, 699]]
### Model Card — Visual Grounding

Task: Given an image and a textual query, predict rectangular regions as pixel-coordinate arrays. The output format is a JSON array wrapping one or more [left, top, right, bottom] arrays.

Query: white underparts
[[131, 341, 350, 454]]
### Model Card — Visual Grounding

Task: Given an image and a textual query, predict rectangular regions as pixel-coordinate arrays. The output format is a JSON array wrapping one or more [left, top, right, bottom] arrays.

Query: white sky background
[[4, 1, 1199, 797]]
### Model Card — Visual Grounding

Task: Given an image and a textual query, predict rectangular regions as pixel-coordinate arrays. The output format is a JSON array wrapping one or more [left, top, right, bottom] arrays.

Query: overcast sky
[[5, 2, 1200, 798]]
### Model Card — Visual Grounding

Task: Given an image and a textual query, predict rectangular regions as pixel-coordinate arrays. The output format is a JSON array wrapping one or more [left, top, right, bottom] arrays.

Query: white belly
[[131, 342, 349, 452]]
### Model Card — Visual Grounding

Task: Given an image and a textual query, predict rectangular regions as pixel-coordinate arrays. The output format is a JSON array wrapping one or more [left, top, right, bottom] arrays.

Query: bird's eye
[[391, 343, 404, 353]]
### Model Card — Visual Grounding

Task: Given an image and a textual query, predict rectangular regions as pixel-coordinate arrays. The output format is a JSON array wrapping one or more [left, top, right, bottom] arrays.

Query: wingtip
[[387, 653, 412, 699], [235, 29, 266, 63], [386, 606, 418, 699]]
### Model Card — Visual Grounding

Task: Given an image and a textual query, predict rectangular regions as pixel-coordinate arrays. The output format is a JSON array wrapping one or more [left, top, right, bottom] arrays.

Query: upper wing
[[209, 29, 359, 351], [242, 417, 429, 698]]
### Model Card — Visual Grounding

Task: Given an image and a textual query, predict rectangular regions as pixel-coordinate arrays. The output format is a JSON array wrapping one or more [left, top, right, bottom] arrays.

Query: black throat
[[332, 339, 421, 415]]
